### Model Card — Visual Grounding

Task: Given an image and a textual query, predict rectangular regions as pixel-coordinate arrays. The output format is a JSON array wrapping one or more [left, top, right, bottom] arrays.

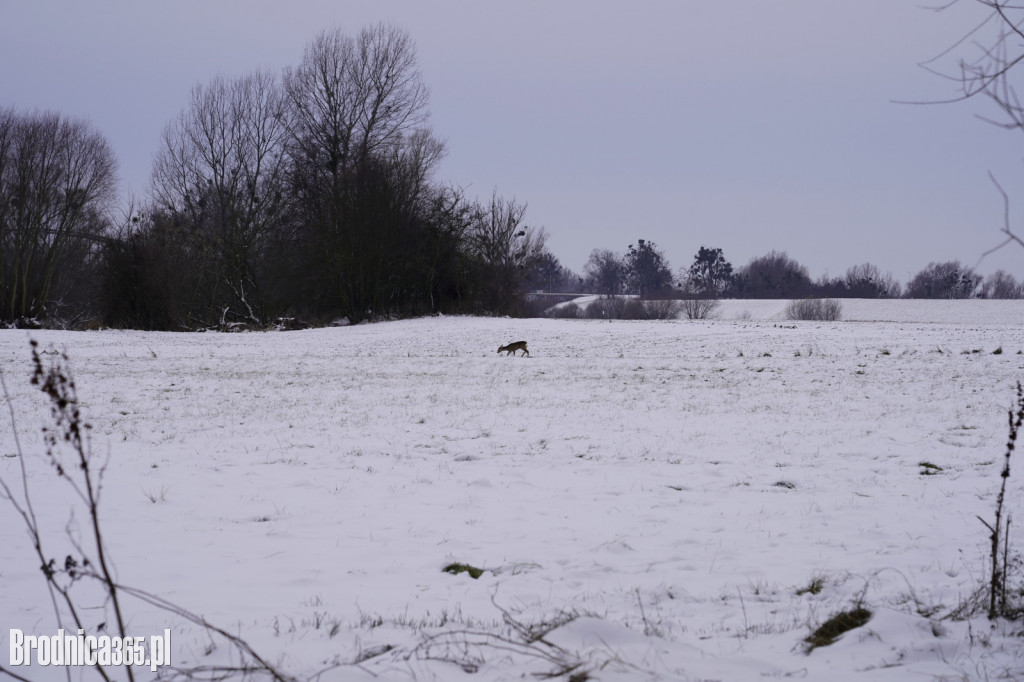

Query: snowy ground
[[2, 302, 1024, 681]]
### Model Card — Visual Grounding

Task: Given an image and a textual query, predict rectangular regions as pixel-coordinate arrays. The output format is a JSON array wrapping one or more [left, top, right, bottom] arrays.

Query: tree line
[[544, 243, 1022, 304], [2, 24, 1021, 331], [2, 25, 548, 330]]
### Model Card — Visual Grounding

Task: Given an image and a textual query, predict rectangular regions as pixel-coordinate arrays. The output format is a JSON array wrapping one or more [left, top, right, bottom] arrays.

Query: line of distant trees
[[526, 243, 1023, 304], [1, 24, 1021, 331]]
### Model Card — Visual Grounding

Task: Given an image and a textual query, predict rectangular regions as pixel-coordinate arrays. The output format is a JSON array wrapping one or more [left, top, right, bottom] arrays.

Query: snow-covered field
[[2, 301, 1024, 681]]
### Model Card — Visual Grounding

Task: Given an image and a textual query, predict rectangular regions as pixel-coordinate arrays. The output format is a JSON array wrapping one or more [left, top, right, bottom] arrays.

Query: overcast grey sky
[[2, 0, 1022, 282]]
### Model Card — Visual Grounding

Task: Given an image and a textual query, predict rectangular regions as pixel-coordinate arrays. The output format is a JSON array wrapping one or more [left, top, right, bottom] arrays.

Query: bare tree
[[980, 269, 1024, 298], [844, 262, 902, 298], [0, 109, 117, 324], [151, 71, 291, 327], [284, 24, 431, 179], [283, 24, 443, 321], [926, 1, 1024, 256], [412, 184, 480, 313], [732, 251, 812, 299], [927, 1, 1024, 124], [523, 250, 581, 293], [584, 249, 625, 297], [381, 128, 446, 208], [467, 192, 547, 313], [906, 260, 982, 298]]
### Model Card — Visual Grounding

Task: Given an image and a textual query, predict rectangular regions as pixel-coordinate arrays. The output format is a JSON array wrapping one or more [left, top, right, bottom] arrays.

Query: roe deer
[[498, 341, 529, 357]]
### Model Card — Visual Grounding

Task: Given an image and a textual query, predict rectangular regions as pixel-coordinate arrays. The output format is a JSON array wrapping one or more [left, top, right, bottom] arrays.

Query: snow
[[2, 301, 1024, 681]]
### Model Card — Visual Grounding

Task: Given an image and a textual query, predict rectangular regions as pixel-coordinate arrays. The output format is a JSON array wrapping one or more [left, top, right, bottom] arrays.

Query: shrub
[[786, 298, 842, 321], [643, 298, 683, 320], [618, 299, 649, 320], [584, 297, 631, 319], [547, 302, 581, 319], [584, 298, 614, 319], [680, 297, 719, 320]]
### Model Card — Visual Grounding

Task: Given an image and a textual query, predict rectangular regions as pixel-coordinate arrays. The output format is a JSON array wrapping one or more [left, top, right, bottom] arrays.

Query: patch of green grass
[[443, 562, 484, 579], [919, 461, 943, 475], [804, 607, 872, 652], [774, 480, 796, 490]]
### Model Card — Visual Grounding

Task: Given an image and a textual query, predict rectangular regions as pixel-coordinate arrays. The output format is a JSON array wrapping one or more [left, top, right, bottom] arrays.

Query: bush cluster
[[785, 298, 843, 321]]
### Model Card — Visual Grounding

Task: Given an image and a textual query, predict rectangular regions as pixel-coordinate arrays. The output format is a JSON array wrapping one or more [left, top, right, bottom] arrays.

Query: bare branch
[[976, 172, 1024, 265]]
